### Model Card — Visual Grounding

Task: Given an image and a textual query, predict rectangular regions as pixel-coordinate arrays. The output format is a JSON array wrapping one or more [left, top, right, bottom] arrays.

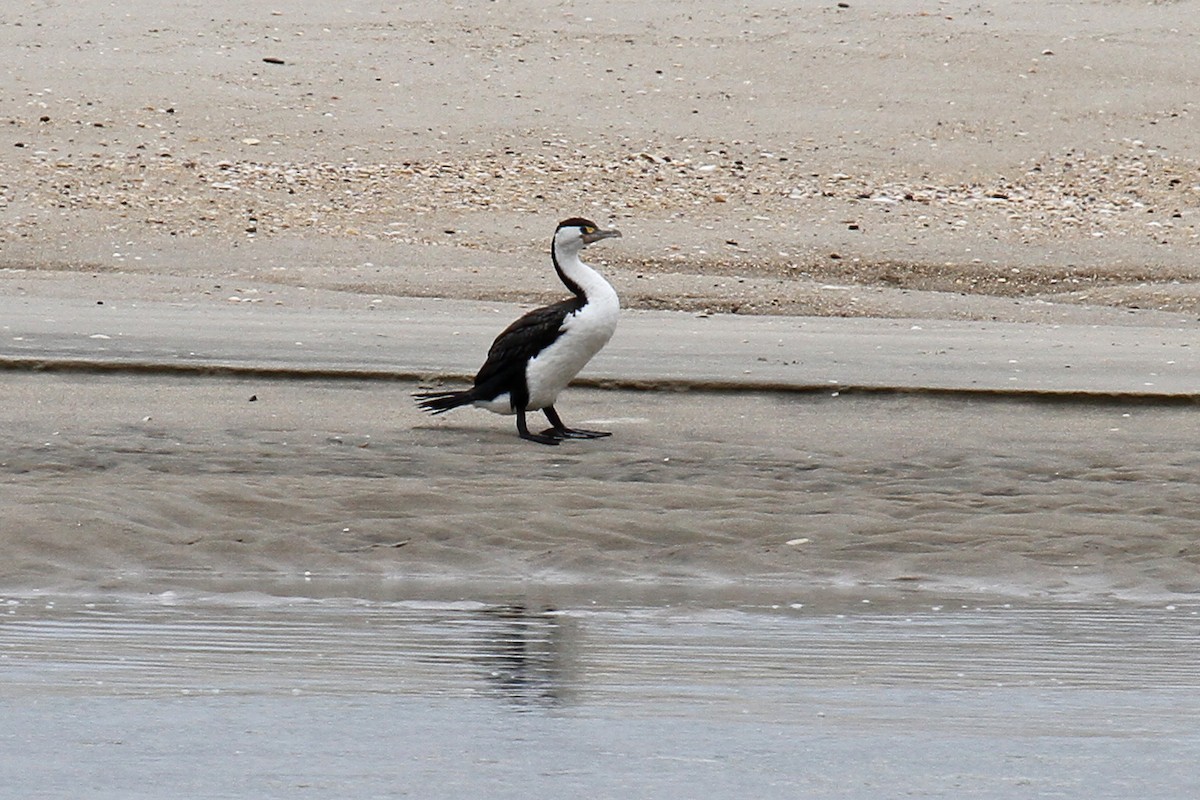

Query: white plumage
[[415, 218, 622, 445]]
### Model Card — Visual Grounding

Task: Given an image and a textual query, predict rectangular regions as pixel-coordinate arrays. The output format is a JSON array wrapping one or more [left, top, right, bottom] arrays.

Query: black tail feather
[[413, 388, 475, 415]]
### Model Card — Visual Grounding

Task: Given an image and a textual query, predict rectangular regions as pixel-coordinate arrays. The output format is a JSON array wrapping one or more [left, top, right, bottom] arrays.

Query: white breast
[[524, 288, 619, 410]]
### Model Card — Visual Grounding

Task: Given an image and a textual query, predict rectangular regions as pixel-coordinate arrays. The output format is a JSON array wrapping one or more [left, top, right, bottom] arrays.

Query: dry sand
[[3, 0, 1200, 321]]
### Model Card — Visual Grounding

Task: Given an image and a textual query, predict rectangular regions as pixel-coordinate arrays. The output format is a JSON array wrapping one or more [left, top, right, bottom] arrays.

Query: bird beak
[[582, 227, 622, 245]]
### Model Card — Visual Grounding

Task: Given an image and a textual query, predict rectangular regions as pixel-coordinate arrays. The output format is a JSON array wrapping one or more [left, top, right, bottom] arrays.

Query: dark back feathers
[[473, 298, 584, 400]]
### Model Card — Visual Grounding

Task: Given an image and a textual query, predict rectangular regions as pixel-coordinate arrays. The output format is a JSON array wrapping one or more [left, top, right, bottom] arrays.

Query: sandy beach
[[3, 3, 1200, 796], [3, 0, 1199, 321]]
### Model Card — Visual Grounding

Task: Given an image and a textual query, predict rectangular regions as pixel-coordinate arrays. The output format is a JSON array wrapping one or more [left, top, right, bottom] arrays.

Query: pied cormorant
[[414, 217, 622, 445]]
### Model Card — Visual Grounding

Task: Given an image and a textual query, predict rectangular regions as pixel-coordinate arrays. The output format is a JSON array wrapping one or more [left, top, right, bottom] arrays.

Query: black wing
[[473, 299, 581, 399]]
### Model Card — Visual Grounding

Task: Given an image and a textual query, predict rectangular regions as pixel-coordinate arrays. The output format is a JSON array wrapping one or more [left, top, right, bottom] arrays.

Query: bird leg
[[517, 408, 561, 445], [540, 406, 612, 440]]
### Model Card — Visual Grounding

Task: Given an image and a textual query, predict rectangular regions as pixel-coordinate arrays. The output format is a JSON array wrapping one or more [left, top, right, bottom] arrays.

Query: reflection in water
[[411, 602, 577, 707], [475, 604, 575, 708]]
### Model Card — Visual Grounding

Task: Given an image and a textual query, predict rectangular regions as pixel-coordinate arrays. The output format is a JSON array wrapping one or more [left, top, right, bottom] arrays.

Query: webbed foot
[[539, 427, 611, 440], [520, 430, 562, 445]]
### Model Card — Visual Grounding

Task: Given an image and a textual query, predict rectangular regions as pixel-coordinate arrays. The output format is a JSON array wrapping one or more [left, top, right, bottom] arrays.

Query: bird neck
[[552, 244, 616, 305]]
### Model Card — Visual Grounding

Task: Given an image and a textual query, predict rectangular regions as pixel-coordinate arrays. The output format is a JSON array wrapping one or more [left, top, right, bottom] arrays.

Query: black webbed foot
[[541, 405, 611, 441], [520, 430, 562, 445], [539, 427, 611, 440]]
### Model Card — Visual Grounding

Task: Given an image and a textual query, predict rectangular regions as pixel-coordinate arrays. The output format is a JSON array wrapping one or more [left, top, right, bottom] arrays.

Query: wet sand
[[5, 291, 1200, 394], [4, 287, 1199, 604], [3, 370, 1198, 604]]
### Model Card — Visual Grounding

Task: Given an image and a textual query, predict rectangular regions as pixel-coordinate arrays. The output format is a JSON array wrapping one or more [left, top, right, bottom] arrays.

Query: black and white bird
[[414, 217, 622, 445]]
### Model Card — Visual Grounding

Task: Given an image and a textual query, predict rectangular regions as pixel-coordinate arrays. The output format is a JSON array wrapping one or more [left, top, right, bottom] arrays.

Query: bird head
[[554, 217, 622, 252]]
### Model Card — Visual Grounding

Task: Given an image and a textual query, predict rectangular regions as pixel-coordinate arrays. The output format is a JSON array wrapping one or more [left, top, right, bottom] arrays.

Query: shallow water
[[2, 595, 1198, 799]]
